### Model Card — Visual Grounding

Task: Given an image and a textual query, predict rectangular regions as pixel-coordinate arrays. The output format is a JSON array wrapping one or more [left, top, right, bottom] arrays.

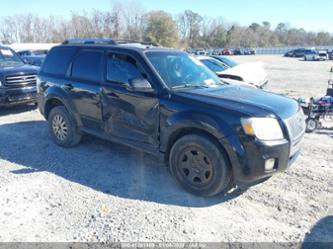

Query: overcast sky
[[1, 0, 332, 32]]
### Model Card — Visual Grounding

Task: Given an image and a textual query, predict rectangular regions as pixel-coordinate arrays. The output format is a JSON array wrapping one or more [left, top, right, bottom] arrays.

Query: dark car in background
[[17, 50, 47, 67], [233, 48, 244, 55], [38, 39, 305, 196], [327, 49, 333, 60], [0, 46, 39, 106], [244, 48, 256, 55], [285, 48, 313, 58]]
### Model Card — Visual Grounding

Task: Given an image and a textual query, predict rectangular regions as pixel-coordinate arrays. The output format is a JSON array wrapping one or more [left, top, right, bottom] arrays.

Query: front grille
[[284, 110, 306, 156], [5, 74, 37, 88]]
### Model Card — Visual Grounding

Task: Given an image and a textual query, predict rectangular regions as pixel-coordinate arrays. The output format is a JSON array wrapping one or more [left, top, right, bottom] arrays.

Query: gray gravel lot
[[0, 55, 332, 243]]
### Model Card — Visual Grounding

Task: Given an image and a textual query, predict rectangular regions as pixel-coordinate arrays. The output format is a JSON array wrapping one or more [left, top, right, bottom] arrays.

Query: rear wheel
[[48, 106, 81, 147], [169, 134, 231, 197], [305, 118, 318, 133]]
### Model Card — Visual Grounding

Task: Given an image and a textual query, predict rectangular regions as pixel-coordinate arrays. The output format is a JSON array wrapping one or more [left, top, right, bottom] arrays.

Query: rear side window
[[71, 50, 103, 82], [106, 53, 144, 84], [42, 47, 77, 76]]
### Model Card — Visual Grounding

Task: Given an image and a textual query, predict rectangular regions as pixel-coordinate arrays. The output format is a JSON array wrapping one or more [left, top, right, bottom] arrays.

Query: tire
[[48, 106, 81, 147], [169, 134, 232, 197], [305, 118, 318, 133]]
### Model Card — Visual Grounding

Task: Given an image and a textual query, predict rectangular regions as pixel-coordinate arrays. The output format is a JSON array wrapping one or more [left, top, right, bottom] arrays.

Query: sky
[[1, 0, 333, 33]]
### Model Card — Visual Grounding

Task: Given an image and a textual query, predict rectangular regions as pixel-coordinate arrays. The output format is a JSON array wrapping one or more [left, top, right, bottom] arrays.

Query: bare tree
[[0, 6, 332, 48]]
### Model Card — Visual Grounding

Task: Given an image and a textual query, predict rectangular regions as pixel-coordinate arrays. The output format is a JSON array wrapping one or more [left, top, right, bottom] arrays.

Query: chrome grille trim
[[284, 109, 306, 157], [5, 74, 37, 88]]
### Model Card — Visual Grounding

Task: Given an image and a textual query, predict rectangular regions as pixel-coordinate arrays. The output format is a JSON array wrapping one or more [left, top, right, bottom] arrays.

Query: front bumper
[[0, 86, 37, 106], [221, 134, 302, 188]]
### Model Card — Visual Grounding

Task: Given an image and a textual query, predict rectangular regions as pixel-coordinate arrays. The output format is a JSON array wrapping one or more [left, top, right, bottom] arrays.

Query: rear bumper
[[0, 86, 37, 106]]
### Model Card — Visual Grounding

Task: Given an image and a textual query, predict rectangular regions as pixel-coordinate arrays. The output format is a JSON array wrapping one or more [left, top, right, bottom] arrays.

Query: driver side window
[[107, 53, 144, 84]]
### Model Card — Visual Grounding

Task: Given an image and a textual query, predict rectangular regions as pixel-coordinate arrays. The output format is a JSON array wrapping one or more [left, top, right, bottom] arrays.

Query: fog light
[[265, 159, 276, 171]]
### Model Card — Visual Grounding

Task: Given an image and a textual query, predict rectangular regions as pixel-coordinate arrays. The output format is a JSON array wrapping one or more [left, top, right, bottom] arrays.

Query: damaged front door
[[101, 52, 159, 148]]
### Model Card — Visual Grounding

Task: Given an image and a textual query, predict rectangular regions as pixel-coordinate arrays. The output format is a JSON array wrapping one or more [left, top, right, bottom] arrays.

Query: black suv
[[0, 46, 39, 106], [38, 39, 305, 196]]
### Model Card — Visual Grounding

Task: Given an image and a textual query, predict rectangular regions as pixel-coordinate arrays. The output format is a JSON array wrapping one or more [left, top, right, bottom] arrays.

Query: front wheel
[[169, 134, 232, 197], [48, 106, 82, 147]]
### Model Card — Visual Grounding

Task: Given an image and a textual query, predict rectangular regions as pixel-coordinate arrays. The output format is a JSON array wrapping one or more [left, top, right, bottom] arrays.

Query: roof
[[195, 55, 214, 60], [59, 43, 182, 54]]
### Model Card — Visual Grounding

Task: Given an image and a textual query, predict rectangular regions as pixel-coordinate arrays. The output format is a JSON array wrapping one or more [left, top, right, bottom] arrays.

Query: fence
[[254, 46, 333, 55]]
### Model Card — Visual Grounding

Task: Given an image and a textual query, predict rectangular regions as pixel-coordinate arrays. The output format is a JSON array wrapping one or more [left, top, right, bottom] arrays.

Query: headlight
[[241, 117, 284, 141], [0, 80, 2, 87]]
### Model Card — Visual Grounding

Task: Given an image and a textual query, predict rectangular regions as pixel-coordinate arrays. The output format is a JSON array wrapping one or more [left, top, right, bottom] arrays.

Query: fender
[[43, 85, 83, 127], [160, 110, 239, 152]]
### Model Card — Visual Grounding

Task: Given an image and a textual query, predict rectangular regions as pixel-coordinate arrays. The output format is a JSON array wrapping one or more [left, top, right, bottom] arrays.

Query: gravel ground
[[0, 55, 332, 243]]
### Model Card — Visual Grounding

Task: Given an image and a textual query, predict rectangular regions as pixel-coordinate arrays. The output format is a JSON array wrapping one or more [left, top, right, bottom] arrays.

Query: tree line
[[1, 2, 332, 48]]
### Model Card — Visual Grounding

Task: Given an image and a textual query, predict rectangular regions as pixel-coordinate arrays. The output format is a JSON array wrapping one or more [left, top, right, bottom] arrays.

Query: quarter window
[[42, 47, 77, 76]]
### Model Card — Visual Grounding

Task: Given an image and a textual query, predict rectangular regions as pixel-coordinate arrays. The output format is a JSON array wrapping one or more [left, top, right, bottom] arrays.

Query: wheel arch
[[165, 127, 231, 163], [43, 86, 82, 126], [44, 97, 65, 120]]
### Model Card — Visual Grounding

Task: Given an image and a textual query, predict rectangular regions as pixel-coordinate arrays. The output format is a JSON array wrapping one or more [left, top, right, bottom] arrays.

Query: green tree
[[143, 11, 178, 47], [249, 22, 261, 32], [262, 21, 271, 30]]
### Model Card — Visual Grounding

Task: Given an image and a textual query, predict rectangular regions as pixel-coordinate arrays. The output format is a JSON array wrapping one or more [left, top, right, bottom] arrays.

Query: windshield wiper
[[171, 83, 209, 90]]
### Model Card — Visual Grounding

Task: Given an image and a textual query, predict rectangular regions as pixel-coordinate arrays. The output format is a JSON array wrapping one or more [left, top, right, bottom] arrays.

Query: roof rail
[[62, 38, 117, 45], [116, 40, 159, 47]]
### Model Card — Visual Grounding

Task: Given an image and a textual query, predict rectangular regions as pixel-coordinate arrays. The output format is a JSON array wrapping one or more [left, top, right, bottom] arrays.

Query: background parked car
[[222, 48, 233, 55], [0, 46, 39, 106], [243, 48, 256, 55], [318, 50, 328, 60], [304, 50, 320, 61], [210, 55, 238, 68], [284, 49, 296, 57], [233, 48, 244, 55], [328, 49, 333, 60], [303, 49, 328, 61], [197, 55, 268, 88], [285, 48, 313, 58], [17, 50, 47, 66]]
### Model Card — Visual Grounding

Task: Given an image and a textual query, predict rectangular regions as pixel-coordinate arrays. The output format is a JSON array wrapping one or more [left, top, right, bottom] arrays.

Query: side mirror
[[127, 78, 154, 93]]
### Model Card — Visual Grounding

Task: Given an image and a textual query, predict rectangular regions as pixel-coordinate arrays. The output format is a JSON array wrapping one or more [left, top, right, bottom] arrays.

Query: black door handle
[[63, 83, 74, 91]]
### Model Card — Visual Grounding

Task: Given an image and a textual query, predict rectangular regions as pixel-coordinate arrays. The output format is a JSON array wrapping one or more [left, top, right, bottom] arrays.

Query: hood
[[217, 62, 268, 88], [219, 78, 257, 88], [174, 85, 299, 119], [0, 64, 39, 75]]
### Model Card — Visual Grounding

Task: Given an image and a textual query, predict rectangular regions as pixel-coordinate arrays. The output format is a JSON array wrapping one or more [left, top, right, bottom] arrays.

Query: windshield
[[146, 51, 223, 89], [200, 58, 229, 72], [219, 57, 238, 67], [0, 48, 24, 66]]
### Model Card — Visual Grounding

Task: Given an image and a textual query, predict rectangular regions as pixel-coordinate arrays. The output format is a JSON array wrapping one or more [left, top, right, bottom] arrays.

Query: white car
[[304, 50, 328, 61], [196, 56, 268, 88]]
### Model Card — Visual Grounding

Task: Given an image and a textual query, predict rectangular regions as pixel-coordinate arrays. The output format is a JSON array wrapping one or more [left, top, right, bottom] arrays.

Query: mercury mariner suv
[[37, 39, 305, 196]]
